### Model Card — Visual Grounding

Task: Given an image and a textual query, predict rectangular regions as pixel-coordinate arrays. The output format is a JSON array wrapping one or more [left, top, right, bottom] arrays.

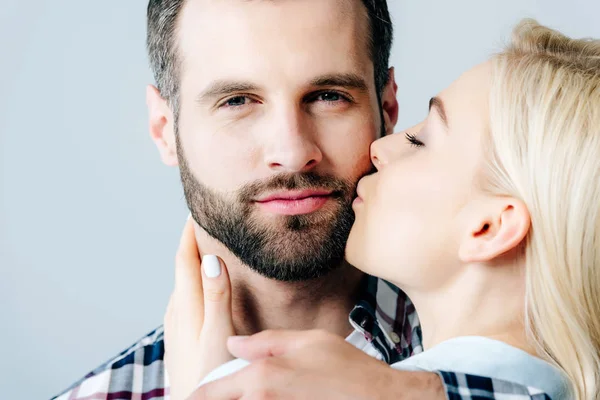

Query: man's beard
[[177, 142, 360, 282]]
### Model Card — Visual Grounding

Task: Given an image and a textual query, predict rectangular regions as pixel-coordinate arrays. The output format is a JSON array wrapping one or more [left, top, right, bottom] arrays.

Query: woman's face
[[346, 62, 493, 291]]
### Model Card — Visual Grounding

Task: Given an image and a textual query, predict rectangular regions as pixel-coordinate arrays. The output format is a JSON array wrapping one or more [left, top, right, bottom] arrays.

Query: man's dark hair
[[146, 0, 393, 109]]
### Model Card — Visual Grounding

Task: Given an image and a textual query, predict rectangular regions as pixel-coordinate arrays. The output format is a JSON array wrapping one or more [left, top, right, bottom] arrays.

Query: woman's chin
[[345, 227, 367, 270]]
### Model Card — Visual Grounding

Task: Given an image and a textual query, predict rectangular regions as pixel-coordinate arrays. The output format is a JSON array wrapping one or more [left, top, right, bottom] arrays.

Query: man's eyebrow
[[429, 96, 449, 128], [310, 73, 369, 92], [196, 81, 261, 103], [195, 74, 368, 104]]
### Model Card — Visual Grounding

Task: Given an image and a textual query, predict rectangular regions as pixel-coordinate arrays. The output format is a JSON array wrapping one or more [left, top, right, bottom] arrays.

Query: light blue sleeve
[[197, 358, 252, 387]]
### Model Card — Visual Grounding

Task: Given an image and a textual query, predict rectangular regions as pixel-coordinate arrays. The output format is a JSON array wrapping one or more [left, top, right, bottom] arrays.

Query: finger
[[227, 329, 316, 360], [163, 293, 175, 341], [174, 217, 203, 303], [162, 293, 174, 370], [202, 255, 235, 336]]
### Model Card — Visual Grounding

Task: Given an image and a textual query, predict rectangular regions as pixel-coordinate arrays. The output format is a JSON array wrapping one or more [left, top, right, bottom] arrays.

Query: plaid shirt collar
[[349, 274, 423, 364]]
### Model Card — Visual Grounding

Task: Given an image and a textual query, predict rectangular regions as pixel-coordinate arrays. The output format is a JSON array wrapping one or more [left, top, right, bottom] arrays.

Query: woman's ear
[[146, 85, 178, 166], [459, 197, 530, 263], [381, 67, 399, 136]]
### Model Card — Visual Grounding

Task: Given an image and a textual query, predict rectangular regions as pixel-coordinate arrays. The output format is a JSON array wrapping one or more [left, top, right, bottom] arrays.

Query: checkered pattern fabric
[[52, 276, 550, 400]]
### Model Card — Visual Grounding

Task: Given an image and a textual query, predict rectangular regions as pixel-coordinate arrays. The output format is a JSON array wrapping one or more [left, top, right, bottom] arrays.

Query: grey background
[[1, 1, 599, 399]]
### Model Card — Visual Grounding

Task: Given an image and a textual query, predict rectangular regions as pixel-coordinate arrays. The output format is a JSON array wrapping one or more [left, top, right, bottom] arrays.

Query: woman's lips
[[353, 181, 366, 208]]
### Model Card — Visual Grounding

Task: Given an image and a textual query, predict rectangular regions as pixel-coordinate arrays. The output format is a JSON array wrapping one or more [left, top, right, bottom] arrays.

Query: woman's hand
[[164, 217, 236, 400], [189, 330, 444, 400]]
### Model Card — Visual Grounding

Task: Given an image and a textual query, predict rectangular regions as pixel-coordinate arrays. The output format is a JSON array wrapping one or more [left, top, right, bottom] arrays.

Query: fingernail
[[203, 255, 221, 278], [187, 213, 192, 221]]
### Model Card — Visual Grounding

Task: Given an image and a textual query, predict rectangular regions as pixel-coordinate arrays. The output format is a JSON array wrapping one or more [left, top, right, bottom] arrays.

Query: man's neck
[[193, 225, 364, 338]]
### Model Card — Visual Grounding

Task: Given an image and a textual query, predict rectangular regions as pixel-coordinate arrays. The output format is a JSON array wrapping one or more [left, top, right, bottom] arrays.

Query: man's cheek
[[336, 144, 372, 180]]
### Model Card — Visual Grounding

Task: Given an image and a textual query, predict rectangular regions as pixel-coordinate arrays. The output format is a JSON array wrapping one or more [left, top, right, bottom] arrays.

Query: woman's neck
[[403, 263, 536, 356]]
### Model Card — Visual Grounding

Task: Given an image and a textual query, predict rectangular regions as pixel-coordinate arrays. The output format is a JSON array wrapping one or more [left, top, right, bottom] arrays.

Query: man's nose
[[264, 108, 323, 173]]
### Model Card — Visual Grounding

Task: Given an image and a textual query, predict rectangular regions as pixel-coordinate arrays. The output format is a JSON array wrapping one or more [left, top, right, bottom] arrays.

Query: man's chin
[[250, 215, 337, 237], [241, 248, 345, 282]]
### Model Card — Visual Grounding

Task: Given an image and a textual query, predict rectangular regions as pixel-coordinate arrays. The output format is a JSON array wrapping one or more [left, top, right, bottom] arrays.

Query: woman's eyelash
[[405, 131, 425, 147]]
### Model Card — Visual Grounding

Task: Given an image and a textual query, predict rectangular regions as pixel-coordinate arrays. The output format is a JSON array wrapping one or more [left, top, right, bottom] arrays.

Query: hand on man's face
[[164, 217, 236, 400]]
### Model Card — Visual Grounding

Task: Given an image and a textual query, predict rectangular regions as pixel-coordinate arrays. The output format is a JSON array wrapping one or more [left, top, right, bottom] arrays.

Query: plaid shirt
[[52, 275, 551, 400]]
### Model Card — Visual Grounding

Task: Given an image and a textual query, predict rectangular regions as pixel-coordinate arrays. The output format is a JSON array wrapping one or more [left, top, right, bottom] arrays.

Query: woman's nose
[[370, 137, 389, 170]]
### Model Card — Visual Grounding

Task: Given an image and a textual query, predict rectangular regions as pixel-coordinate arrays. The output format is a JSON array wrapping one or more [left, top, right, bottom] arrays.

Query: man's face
[[152, 0, 397, 281]]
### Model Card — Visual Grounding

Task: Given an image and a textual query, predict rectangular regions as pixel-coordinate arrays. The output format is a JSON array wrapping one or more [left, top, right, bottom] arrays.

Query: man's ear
[[381, 67, 399, 136], [459, 197, 531, 263], [146, 85, 178, 166]]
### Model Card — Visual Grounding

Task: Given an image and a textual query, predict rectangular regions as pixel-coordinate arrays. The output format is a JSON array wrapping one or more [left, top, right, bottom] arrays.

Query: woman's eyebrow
[[429, 97, 449, 129]]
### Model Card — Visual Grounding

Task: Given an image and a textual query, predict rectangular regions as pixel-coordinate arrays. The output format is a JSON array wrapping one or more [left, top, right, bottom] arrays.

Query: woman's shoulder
[[391, 336, 572, 399]]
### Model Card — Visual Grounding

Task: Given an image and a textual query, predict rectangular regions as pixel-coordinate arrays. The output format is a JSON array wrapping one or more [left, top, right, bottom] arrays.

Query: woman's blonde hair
[[483, 19, 600, 399]]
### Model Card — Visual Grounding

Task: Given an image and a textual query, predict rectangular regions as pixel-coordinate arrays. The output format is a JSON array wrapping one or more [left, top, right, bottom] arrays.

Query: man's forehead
[[181, 0, 365, 21], [177, 0, 373, 87]]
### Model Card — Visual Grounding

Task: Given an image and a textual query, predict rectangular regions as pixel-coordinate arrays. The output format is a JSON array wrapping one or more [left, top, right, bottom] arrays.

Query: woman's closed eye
[[405, 131, 425, 147]]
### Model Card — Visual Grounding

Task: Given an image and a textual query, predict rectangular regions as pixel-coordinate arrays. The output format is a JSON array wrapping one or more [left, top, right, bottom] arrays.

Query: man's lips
[[256, 189, 333, 202], [255, 190, 334, 215]]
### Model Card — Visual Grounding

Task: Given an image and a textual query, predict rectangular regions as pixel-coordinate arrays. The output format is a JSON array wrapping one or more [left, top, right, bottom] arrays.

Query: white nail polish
[[203, 255, 221, 278]]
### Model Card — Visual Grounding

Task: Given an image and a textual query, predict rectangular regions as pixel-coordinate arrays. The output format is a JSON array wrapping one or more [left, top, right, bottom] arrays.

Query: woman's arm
[[188, 330, 551, 400]]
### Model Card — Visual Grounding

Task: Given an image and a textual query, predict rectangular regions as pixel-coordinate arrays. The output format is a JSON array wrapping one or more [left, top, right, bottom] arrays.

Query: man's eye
[[223, 96, 249, 107], [317, 92, 344, 102]]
